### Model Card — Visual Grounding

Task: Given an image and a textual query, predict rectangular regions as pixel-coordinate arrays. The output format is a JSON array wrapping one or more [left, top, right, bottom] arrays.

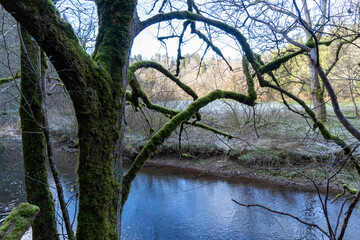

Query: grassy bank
[[1, 100, 359, 193]]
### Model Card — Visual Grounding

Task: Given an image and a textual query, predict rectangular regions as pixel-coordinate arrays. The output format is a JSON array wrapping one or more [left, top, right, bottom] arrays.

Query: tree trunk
[[3, 1, 136, 239], [307, 57, 327, 121], [349, 80, 359, 117], [75, 110, 121, 240], [301, 0, 327, 122], [19, 27, 59, 240]]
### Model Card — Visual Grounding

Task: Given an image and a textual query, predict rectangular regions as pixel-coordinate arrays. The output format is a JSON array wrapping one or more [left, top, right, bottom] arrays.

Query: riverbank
[[121, 139, 356, 195], [2, 100, 359, 196], [0, 131, 356, 196]]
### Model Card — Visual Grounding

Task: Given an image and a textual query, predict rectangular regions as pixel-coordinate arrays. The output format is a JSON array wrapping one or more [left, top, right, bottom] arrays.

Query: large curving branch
[[0, 0, 113, 109], [121, 89, 255, 207], [137, 11, 257, 63], [316, 66, 360, 140]]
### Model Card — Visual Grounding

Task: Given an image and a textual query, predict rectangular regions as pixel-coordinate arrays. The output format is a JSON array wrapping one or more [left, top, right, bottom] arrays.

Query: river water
[[1, 143, 359, 239]]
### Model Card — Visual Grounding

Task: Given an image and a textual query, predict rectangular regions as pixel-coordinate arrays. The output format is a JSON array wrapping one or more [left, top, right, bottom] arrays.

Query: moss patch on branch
[[0, 72, 20, 86], [0, 203, 39, 240]]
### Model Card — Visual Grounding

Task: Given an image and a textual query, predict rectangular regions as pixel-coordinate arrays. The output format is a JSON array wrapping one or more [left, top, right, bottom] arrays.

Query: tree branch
[[338, 190, 360, 240], [231, 199, 330, 238], [0, 72, 20, 86], [129, 60, 198, 100], [122, 89, 255, 207], [0, 203, 40, 240]]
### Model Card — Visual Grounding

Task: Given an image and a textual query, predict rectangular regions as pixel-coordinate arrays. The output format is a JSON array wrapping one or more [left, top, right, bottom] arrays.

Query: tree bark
[[301, 0, 328, 122], [308, 57, 327, 121], [349, 80, 359, 117], [0, 1, 137, 239], [19, 26, 59, 240]]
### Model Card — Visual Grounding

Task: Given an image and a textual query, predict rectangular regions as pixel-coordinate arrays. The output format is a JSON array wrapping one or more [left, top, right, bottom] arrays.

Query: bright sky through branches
[[56, 0, 358, 60], [132, 24, 243, 60], [57, 0, 243, 60]]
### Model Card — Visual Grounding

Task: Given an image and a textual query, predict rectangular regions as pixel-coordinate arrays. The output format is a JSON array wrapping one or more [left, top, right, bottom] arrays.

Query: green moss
[[242, 57, 257, 101], [343, 184, 358, 194], [126, 91, 132, 100], [93, 0, 137, 86], [75, 83, 123, 239], [333, 184, 359, 202], [305, 39, 333, 48], [258, 50, 304, 74], [316, 121, 349, 150], [192, 122, 234, 139], [0, 203, 40, 240], [20, 27, 59, 240], [121, 89, 255, 207], [0, 72, 20, 85]]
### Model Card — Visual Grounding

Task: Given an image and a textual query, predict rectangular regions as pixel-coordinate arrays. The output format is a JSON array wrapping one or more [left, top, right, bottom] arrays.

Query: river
[[0, 143, 359, 239]]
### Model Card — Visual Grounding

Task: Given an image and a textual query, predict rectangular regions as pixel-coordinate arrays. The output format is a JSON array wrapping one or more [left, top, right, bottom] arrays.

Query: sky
[[131, 23, 243, 60], [57, 0, 353, 61]]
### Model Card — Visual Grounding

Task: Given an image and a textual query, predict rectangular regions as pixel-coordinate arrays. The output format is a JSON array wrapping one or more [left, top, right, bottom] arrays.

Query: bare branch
[[338, 190, 360, 239], [129, 60, 198, 100], [231, 199, 330, 238]]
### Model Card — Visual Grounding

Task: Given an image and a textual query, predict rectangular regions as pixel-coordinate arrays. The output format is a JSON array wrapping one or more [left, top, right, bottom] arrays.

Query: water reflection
[[121, 167, 360, 240], [0, 144, 26, 210], [1, 143, 360, 239]]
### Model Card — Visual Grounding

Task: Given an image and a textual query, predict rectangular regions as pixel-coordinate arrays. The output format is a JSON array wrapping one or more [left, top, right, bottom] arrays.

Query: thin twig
[[231, 199, 330, 238]]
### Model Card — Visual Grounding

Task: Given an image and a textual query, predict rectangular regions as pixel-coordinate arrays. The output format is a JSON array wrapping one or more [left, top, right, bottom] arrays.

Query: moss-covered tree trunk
[[19, 27, 59, 240], [75, 1, 137, 239], [0, 1, 137, 239], [307, 57, 327, 121], [302, 0, 327, 122]]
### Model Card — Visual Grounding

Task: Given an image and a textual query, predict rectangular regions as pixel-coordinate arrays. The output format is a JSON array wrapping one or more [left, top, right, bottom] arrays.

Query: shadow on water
[[1, 143, 360, 239]]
